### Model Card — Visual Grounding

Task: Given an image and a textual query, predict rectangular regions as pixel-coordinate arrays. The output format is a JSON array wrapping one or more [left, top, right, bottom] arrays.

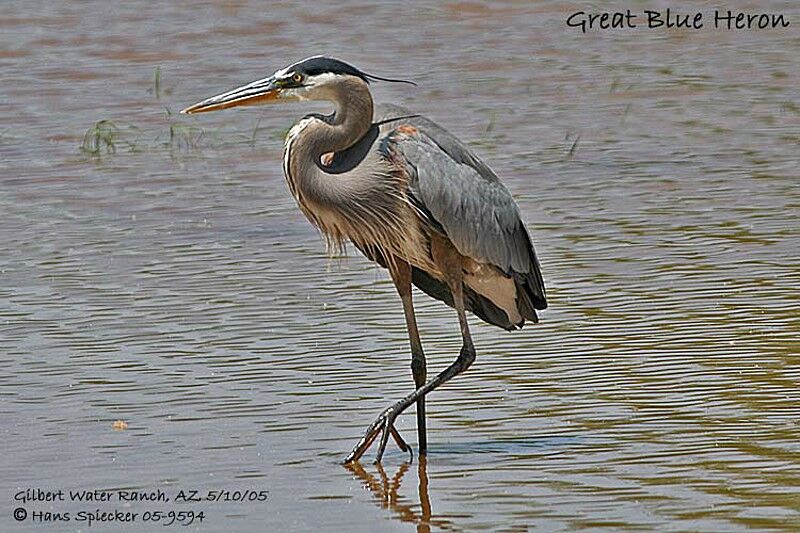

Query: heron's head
[[181, 56, 413, 114]]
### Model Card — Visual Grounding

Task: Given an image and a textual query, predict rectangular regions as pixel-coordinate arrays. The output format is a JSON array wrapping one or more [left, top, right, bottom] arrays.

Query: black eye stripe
[[276, 76, 303, 88]]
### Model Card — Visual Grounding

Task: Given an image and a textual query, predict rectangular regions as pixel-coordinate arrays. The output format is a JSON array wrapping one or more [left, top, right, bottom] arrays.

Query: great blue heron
[[182, 56, 547, 464]]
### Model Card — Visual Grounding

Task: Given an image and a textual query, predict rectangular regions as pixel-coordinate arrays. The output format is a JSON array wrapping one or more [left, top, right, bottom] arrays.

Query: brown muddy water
[[1, 1, 799, 531]]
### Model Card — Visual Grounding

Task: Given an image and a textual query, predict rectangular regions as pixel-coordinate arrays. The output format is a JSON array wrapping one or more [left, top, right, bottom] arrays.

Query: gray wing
[[376, 104, 547, 311]]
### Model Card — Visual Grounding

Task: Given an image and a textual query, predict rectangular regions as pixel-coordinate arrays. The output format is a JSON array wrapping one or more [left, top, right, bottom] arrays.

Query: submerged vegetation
[[79, 67, 270, 159], [79, 113, 270, 159], [80, 120, 141, 156]]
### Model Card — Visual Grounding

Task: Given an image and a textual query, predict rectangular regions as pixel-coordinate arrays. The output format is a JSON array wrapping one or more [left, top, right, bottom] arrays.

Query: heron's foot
[[343, 406, 413, 464]]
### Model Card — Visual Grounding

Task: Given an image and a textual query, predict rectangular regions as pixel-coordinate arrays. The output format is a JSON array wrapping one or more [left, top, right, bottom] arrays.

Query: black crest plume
[[290, 56, 417, 86]]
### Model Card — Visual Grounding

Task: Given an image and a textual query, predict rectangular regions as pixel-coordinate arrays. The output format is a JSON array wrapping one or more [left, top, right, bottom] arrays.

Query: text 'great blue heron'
[[182, 56, 547, 464]]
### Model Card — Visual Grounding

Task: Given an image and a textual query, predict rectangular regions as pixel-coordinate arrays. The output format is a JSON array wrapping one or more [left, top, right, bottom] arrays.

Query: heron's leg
[[389, 260, 428, 455], [344, 271, 476, 464]]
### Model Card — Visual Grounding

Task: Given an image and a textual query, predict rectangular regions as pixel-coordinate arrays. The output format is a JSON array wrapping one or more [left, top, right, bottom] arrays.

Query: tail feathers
[[513, 273, 544, 324], [351, 242, 527, 331], [411, 267, 517, 331], [519, 226, 547, 311]]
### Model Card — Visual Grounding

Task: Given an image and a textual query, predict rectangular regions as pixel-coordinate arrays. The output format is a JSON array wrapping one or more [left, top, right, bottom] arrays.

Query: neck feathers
[[283, 76, 375, 230], [282, 76, 418, 264], [317, 76, 374, 154]]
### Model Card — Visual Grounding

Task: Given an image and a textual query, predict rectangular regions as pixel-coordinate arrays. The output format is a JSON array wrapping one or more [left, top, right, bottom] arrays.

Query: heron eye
[[292, 73, 303, 83]]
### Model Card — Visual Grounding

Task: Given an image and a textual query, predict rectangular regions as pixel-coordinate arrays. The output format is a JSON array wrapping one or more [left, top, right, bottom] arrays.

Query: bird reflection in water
[[345, 456, 455, 532]]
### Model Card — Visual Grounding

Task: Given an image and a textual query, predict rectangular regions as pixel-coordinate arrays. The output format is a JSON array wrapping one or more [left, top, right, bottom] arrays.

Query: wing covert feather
[[376, 106, 546, 309]]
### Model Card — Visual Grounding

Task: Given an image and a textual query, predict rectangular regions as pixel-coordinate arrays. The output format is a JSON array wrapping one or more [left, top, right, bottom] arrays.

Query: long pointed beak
[[181, 76, 280, 114]]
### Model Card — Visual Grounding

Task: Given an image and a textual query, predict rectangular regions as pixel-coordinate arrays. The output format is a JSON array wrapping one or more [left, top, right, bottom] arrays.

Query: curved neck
[[284, 76, 376, 215], [308, 76, 374, 157]]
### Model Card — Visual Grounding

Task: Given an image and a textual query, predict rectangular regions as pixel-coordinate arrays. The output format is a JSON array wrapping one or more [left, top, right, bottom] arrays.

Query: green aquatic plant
[[149, 66, 173, 99], [154, 66, 161, 99], [80, 110, 281, 158], [567, 134, 580, 157], [154, 108, 204, 151], [164, 122, 206, 150], [80, 120, 141, 156], [250, 118, 263, 146]]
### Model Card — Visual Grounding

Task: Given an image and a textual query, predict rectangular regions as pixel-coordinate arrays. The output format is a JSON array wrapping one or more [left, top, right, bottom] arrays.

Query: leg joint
[[411, 353, 426, 374], [458, 344, 476, 371]]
